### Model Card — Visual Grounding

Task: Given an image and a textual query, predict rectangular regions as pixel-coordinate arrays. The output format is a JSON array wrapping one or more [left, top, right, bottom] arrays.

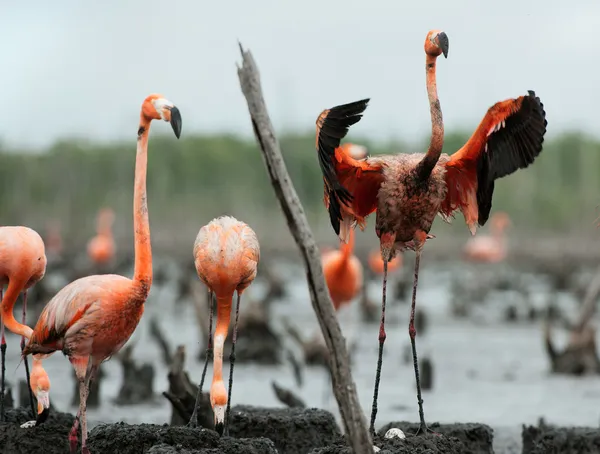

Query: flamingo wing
[[440, 90, 547, 231], [315, 99, 384, 241], [23, 275, 130, 356]]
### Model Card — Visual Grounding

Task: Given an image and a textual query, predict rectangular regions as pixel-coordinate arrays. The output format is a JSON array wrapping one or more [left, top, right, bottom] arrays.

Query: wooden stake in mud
[[236, 43, 372, 453]]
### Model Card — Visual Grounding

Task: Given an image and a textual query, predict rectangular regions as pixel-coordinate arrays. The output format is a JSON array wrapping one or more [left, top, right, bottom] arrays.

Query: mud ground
[[2, 406, 600, 453]]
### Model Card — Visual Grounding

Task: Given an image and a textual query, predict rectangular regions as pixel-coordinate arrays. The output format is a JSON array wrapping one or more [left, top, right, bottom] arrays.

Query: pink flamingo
[[22, 93, 182, 454], [314, 29, 547, 434]]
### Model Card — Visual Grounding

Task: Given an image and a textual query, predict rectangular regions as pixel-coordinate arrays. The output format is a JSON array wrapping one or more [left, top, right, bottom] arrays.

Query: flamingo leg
[[68, 408, 81, 453], [188, 289, 214, 427], [79, 364, 97, 454], [369, 258, 388, 436], [224, 291, 242, 436], [20, 291, 35, 417], [409, 249, 436, 436], [0, 288, 5, 422]]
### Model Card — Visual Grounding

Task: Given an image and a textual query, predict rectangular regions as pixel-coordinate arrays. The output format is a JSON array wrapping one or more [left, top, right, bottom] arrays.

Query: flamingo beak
[[438, 32, 449, 58], [35, 391, 50, 426], [169, 106, 182, 139], [213, 403, 225, 436]]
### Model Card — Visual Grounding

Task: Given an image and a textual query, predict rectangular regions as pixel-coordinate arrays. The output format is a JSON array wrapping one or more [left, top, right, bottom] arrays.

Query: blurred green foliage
[[0, 130, 598, 249]]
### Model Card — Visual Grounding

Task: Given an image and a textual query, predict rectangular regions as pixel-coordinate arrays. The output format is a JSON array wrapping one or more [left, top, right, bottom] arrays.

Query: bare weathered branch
[[236, 43, 372, 452], [575, 263, 600, 332]]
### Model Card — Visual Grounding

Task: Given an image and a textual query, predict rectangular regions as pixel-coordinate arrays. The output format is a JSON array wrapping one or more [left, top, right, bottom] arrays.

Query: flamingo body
[[192, 216, 259, 434], [25, 275, 144, 360], [0, 227, 46, 290], [322, 230, 363, 310]]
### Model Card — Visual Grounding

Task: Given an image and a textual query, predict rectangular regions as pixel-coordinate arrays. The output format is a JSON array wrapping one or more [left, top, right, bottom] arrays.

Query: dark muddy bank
[[522, 419, 600, 454], [0, 405, 339, 454], [311, 421, 494, 454], [3, 406, 600, 453]]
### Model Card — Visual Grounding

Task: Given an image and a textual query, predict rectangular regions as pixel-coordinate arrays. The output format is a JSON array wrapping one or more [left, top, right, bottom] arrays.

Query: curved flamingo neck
[[132, 114, 153, 295], [417, 53, 444, 181], [212, 293, 233, 384], [1, 279, 32, 339]]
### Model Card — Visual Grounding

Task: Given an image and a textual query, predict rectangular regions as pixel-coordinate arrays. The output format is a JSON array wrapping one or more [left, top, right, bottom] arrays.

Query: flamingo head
[[425, 30, 449, 59], [141, 93, 182, 139], [210, 381, 227, 436], [33, 373, 51, 426]]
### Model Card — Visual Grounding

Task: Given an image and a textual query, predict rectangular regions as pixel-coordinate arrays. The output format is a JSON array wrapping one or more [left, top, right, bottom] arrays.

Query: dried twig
[[236, 43, 371, 452], [575, 263, 600, 332]]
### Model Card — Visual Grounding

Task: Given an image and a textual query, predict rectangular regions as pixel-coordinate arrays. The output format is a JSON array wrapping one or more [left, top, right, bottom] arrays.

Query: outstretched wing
[[440, 90, 547, 232], [315, 99, 384, 241]]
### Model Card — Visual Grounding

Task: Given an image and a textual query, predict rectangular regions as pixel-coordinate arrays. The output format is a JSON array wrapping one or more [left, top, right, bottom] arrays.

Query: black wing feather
[[477, 90, 547, 225], [316, 99, 370, 235]]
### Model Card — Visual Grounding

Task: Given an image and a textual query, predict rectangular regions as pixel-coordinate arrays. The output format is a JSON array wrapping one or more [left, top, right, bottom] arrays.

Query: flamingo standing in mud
[[314, 29, 547, 434], [189, 216, 260, 436], [22, 93, 182, 454], [87, 208, 116, 265], [463, 212, 511, 263], [322, 229, 363, 312], [0, 226, 48, 421]]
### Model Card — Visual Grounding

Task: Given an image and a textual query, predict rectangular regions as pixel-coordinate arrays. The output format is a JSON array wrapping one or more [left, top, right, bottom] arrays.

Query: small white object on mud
[[385, 428, 406, 439], [20, 420, 36, 429], [373, 446, 380, 453]]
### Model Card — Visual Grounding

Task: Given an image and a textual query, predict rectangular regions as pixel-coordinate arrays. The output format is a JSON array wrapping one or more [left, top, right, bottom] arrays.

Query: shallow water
[[3, 261, 598, 453]]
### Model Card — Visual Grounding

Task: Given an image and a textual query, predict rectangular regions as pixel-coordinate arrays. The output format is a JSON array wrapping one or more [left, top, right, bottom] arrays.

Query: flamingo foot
[[20, 420, 36, 429], [414, 423, 441, 437], [69, 433, 78, 454]]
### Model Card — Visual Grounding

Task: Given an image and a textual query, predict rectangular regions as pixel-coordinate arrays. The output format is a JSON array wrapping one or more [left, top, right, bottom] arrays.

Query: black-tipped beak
[[438, 32, 449, 58], [215, 421, 224, 436], [170, 106, 182, 139], [35, 407, 50, 426]]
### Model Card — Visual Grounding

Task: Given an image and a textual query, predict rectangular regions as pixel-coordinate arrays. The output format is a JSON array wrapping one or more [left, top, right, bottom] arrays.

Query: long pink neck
[[417, 53, 444, 180], [132, 115, 152, 297]]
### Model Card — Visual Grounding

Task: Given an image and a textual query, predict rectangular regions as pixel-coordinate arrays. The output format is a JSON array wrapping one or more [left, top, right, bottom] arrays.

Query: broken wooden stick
[[236, 43, 372, 452]]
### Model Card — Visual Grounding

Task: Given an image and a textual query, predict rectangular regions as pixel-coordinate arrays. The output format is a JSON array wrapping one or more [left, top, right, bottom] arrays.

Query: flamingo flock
[[0, 28, 549, 453]]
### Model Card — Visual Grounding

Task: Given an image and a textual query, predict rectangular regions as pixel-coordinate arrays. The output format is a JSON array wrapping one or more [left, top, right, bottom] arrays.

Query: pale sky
[[1, 1, 597, 150]]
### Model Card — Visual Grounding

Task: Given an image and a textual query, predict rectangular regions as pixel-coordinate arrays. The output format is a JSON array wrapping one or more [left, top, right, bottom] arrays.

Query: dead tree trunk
[[544, 263, 600, 375], [236, 43, 371, 453]]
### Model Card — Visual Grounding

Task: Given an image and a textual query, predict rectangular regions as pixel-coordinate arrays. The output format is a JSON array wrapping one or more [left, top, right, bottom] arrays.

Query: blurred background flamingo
[[463, 212, 511, 263], [87, 208, 116, 266]]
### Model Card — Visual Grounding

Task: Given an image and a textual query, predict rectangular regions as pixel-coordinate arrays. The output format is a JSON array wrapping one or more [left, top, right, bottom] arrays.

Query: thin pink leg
[[21, 291, 35, 416], [69, 409, 81, 453]]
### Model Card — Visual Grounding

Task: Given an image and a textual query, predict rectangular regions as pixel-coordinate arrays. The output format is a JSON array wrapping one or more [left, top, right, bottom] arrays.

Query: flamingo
[[463, 212, 511, 263], [322, 228, 363, 311], [45, 220, 64, 260], [87, 207, 116, 265], [189, 216, 260, 436], [0, 226, 47, 421], [368, 248, 402, 276], [22, 93, 182, 454], [313, 29, 547, 435]]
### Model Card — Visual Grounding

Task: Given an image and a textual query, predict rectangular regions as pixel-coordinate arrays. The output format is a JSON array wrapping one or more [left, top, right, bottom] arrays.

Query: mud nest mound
[[378, 421, 494, 454], [311, 421, 494, 454], [522, 420, 600, 454], [227, 405, 341, 453], [89, 423, 277, 454], [0, 407, 76, 454]]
